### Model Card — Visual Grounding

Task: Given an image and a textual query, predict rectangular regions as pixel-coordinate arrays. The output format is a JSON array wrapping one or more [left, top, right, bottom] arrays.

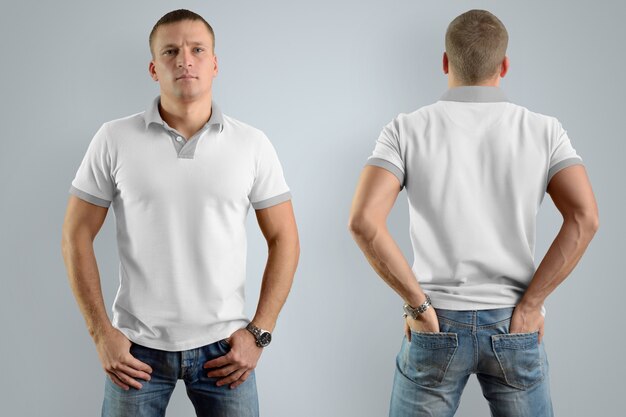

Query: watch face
[[258, 331, 272, 347]]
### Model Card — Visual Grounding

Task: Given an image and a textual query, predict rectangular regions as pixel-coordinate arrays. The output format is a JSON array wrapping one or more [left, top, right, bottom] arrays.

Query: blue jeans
[[390, 307, 553, 417], [102, 339, 259, 417]]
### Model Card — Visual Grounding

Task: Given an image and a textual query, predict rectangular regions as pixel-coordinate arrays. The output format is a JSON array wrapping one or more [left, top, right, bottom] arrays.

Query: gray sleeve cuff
[[69, 185, 111, 208], [547, 157, 584, 185], [366, 158, 405, 188], [252, 191, 292, 210]]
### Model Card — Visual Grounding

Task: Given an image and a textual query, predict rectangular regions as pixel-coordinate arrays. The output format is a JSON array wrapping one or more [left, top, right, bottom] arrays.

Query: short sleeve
[[249, 134, 291, 210], [366, 118, 405, 187], [547, 119, 584, 185], [68, 124, 114, 207]]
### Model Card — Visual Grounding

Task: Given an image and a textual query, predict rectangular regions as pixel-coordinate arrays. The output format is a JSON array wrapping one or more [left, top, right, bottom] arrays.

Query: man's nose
[[177, 49, 193, 67]]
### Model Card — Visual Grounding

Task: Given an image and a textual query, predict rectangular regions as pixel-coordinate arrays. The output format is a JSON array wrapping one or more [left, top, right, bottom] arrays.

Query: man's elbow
[[348, 212, 377, 242], [567, 209, 600, 238], [586, 211, 600, 235], [267, 228, 300, 254]]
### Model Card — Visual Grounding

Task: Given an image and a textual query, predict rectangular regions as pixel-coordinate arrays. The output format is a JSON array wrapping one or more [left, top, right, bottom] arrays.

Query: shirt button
[[175, 136, 183, 142]]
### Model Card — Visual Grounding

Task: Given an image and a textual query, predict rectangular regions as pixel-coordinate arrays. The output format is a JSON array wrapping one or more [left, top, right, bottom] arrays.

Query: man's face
[[149, 20, 218, 102]]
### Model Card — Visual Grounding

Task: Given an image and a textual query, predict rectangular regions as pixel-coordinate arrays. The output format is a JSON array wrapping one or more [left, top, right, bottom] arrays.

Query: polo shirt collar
[[439, 86, 508, 103], [144, 96, 224, 133]]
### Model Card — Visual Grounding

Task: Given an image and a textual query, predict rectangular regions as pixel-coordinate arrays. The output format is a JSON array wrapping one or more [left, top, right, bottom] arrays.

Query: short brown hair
[[445, 10, 508, 85], [149, 9, 215, 56]]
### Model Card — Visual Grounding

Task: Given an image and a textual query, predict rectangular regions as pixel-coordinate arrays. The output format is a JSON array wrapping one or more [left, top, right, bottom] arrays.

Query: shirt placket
[[164, 125, 211, 159]]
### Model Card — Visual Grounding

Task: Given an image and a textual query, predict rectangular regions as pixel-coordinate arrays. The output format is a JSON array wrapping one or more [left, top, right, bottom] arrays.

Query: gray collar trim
[[439, 86, 508, 103], [144, 96, 225, 133]]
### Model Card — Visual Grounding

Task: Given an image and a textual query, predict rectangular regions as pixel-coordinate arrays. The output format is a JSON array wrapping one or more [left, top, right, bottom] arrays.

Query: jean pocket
[[491, 331, 544, 390], [218, 338, 231, 351], [401, 332, 458, 387]]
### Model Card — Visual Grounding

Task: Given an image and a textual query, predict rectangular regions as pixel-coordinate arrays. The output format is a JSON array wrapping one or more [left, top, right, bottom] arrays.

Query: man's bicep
[[63, 195, 109, 239], [254, 200, 297, 243], [546, 164, 598, 219], [350, 165, 402, 224]]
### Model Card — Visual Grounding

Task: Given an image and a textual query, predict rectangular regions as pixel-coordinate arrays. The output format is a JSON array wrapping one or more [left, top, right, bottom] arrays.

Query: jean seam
[[437, 316, 474, 329], [410, 329, 457, 338], [477, 317, 511, 330], [472, 330, 478, 373], [437, 315, 512, 331], [440, 342, 459, 386]]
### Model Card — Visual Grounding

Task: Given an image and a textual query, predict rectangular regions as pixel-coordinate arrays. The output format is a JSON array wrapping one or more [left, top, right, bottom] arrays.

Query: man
[[349, 9, 598, 417], [61, 9, 299, 417]]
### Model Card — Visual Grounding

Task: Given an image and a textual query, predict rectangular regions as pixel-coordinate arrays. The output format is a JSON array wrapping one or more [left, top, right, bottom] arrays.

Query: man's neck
[[448, 77, 501, 88], [158, 94, 213, 140]]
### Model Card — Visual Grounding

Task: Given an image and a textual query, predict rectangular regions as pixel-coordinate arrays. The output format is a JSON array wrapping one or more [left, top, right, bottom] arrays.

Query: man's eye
[[163, 50, 175, 55], [194, 47, 204, 53]]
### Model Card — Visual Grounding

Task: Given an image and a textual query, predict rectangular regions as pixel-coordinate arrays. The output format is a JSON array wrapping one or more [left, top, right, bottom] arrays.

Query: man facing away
[[61, 9, 299, 417], [349, 9, 598, 417]]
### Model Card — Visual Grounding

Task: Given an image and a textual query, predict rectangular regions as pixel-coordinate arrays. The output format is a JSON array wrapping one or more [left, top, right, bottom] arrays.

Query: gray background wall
[[1, 0, 624, 416]]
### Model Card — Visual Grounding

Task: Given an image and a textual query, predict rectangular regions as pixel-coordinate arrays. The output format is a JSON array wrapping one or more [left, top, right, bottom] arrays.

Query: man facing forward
[[62, 9, 299, 417]]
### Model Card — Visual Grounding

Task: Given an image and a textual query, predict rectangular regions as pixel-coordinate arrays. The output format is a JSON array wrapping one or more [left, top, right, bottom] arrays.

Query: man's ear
[[149, 61, 158, 81], [443, 52, 449, 74], [499, 56, 510, 78]]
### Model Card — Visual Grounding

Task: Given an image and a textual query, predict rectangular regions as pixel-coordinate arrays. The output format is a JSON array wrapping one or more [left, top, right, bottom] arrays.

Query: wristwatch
[[403, 294, 432, 319], [246, 322, 272, 348]]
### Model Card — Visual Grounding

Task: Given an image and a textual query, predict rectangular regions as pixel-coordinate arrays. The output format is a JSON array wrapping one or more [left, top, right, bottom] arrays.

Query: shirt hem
[[251, 190, 291, 210], [366, 157, 405, 187], [427, 295, 547, 317], [547, 157, 584, 185], [69, 185, 111, 208], [115, 319, 249, 352]]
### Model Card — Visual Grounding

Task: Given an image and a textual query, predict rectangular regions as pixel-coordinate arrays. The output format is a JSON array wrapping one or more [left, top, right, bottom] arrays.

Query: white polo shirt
[[367, 86, 583, 312], [70, 97, 291, 351]]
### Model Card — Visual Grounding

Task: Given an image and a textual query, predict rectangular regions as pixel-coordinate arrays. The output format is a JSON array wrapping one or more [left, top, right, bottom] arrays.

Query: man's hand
[[203, 328, 262, 389], [510, 304, 545, 344], [404, 307, 440, 341], [95, 327, 152, 390]]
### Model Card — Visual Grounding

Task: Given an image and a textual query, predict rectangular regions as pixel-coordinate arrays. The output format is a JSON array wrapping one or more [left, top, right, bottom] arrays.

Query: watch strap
[[245, 322, 271, 347]]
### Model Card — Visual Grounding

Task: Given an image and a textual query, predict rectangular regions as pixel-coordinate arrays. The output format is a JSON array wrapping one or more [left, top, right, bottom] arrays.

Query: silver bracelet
[[402, 294, 432, 319]]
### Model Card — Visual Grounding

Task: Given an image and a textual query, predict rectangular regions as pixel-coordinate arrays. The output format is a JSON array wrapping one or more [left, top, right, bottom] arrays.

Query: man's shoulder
[[86, 111, 146, 149], [221, 113, 271, 144], [502, 100, 558, 120], [384, 102, 441, 131], [382, 100, 563, 143], [101, 111, 147, 134], [502, 102, 566, 136], [407, 99, 558, 117], [405, 100, 560, 127], [390, 101, 448, 124]]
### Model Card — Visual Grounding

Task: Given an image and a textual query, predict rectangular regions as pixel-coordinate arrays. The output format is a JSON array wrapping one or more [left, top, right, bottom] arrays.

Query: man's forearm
[[350, 222, 426, 307], [61, 237, 113, 343], [519, 214, 598, 309], [251, 236, 299, 332]]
